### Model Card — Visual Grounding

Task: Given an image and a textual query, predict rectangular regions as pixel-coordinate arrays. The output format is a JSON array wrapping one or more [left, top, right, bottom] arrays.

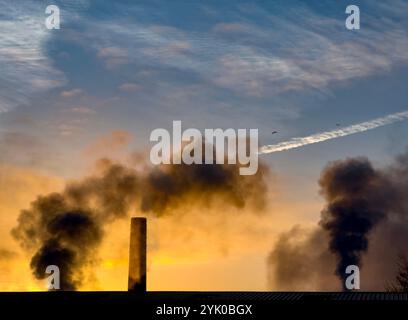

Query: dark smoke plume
[[13, 156, 268, 290], [267, 226, 337, 291], [268, 151, 408, 291], [319, 158, 393, 288]]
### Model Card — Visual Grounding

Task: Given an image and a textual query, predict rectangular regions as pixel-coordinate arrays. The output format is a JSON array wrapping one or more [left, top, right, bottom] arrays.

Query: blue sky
[[1, 0, 408, 190]]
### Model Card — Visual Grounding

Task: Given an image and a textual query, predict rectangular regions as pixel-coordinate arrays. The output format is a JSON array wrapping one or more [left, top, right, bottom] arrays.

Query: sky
[[0, 0, 408, 291]]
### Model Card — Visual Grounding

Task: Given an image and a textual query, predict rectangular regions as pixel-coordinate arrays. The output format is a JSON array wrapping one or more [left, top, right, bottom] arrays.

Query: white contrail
[[259, 110, 408, 154]]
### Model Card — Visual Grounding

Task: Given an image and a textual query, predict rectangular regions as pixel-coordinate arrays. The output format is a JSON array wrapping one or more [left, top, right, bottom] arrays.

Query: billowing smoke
[[319, 158, 392, 288], [267, 226, 337, 291], [13, 157, 269, 290], [12, 163, 137, 290], [268, 151, 408, 291], [141, 160, 268, 214]]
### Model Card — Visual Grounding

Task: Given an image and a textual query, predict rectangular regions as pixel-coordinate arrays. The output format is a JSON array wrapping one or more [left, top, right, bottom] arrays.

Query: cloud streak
[[71, 1, 408, 98], [259, 111, 408, 154]]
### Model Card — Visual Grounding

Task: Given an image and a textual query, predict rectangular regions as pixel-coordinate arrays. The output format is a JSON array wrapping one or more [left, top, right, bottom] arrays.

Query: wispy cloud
[[211, 4, 408, 96], [84, 130, 131, 157], [259, 111, 408, 154], [212, 22, 249, 34], [0, 130, 52, 166], [97, 46, 128, 68], [67, 106, 96, 114], [0, 1, 67, 114], [61, 88, 84, 98], [74, 1, 408, 98], [118, 83, 141, 92]]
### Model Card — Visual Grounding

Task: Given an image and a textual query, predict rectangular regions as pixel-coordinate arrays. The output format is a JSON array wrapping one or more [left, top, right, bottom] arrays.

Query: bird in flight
[[272, 131, 278, 134], [336, 123, 341, 127]]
